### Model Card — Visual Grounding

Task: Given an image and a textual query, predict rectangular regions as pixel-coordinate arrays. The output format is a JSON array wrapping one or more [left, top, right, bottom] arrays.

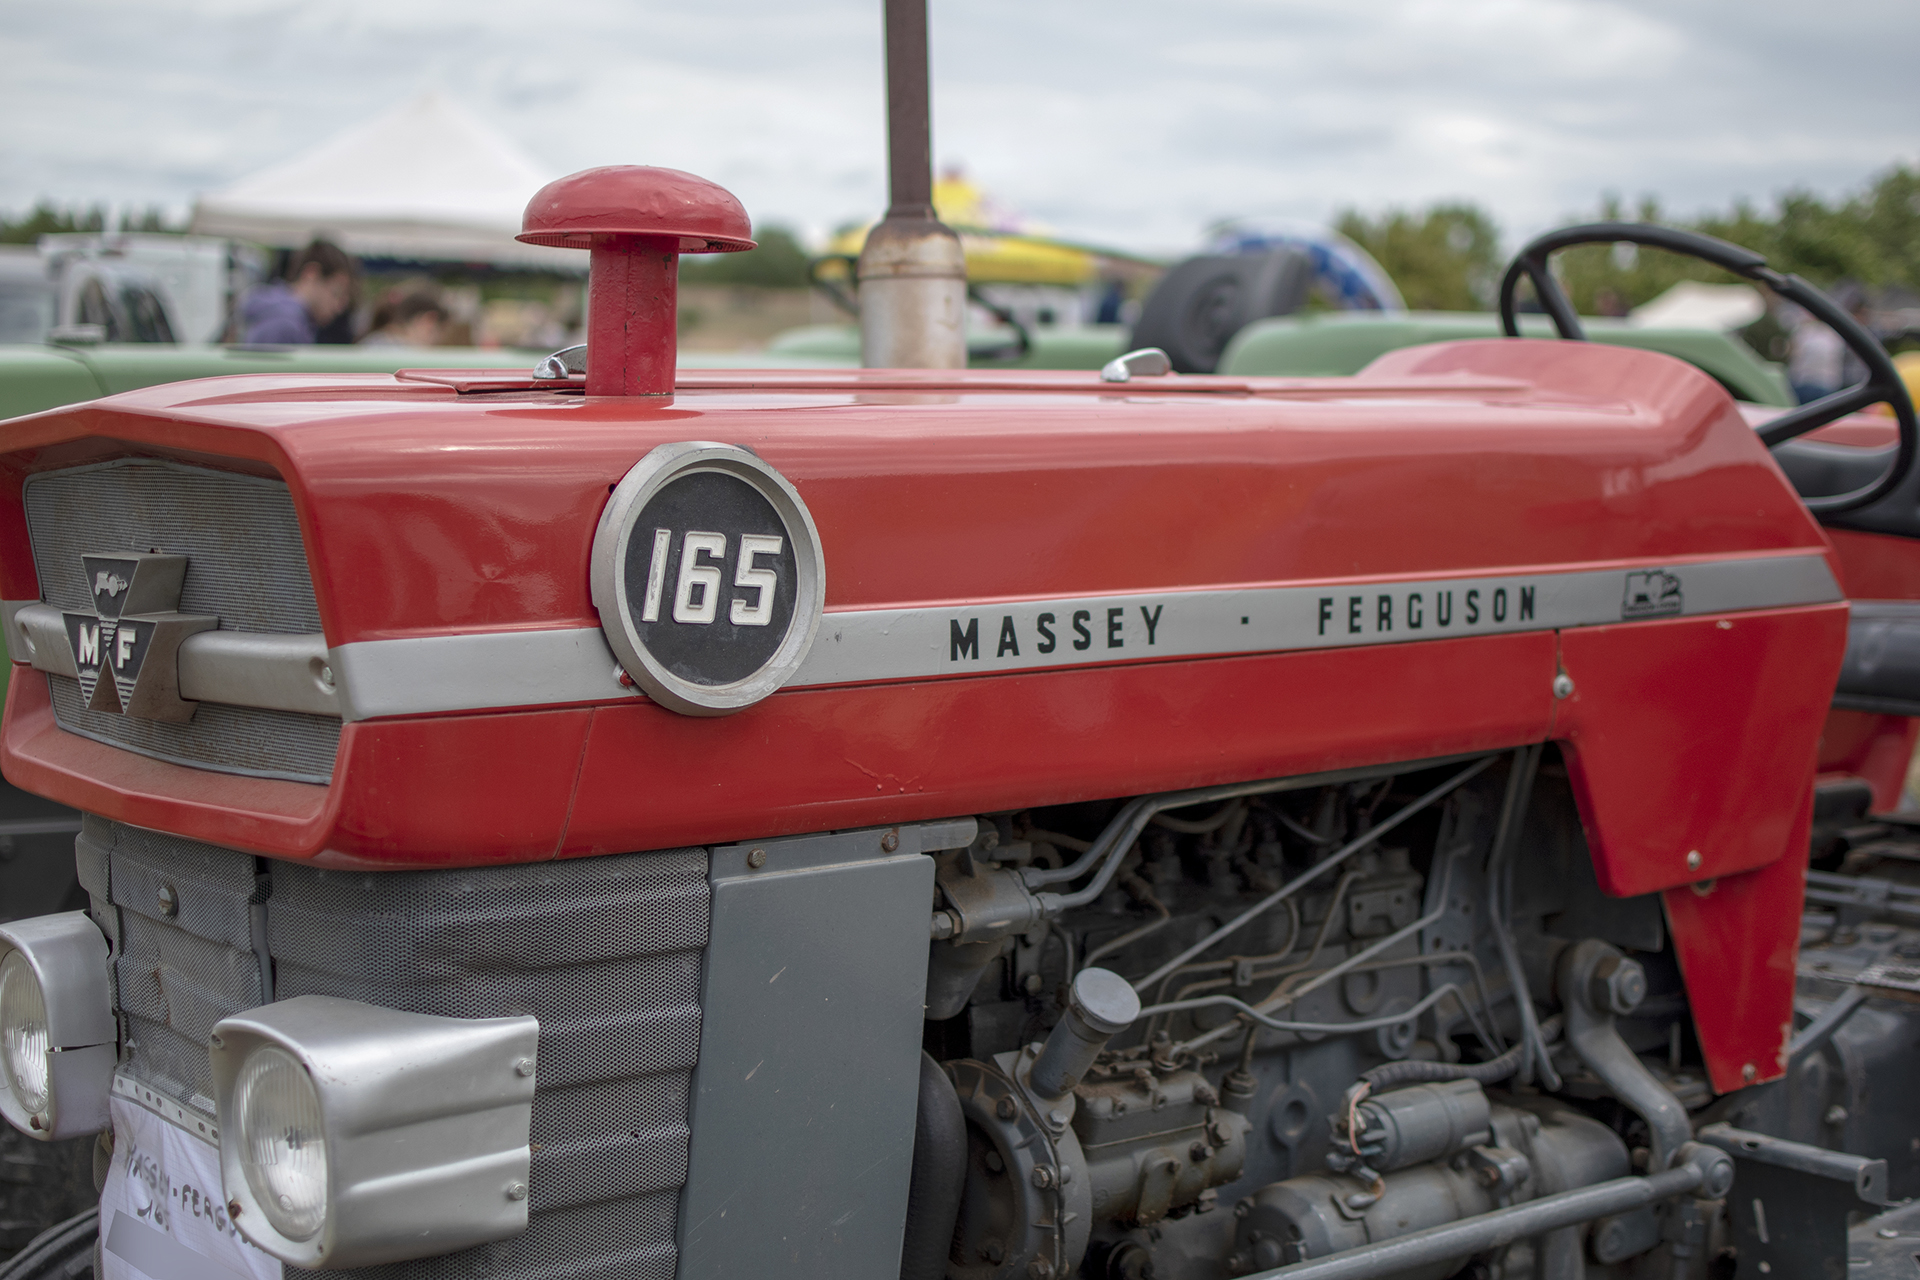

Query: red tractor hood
[[0, 340, 1843, 885]]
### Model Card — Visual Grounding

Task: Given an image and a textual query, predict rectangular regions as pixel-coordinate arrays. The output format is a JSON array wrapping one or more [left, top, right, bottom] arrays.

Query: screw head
[[228, 1198, 243, 1219], [1686, 850, 1703, 871], [319, 663, 335, 688], [996, 1096, 1018, 1120], [514, 1058, 536, 1077], [505, 1181, 528, 1202], [158, 883, 179, 917], [1552, 673, 1575, 699], [1030, 1164, 1056, 1189], [1742, 1062, 1757, 1082], [880, 829, 900, 853], [209, 1033, 224, 1050], [746, 848, 767, 869]]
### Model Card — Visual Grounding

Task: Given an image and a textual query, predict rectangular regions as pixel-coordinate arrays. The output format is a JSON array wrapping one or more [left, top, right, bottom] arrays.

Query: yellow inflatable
[[822, 173, 1152, 286]]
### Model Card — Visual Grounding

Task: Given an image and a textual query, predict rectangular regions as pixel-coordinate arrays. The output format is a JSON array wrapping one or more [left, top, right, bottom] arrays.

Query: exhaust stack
[[858, 0, 967, 369]]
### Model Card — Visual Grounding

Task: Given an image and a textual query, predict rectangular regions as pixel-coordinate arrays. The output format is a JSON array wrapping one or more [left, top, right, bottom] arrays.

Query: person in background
[[1786, 301, 1845, 405], [239, 240, 357, 344], [361, 291, 446, 347]]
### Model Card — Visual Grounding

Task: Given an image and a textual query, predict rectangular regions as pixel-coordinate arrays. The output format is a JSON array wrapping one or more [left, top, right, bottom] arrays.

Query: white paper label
[[99, 1094, 282, 1280]]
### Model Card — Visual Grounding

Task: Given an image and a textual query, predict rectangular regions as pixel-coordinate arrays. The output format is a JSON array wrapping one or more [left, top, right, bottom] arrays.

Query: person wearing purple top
[[240, 240, 357, 343]]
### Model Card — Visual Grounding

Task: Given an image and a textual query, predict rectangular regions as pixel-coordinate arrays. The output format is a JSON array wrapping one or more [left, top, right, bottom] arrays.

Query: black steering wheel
[[1498, 222, 1917, 516]]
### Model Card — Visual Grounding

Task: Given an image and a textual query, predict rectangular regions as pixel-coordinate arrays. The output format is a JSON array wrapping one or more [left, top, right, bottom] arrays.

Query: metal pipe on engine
[[1244, 1144, 1733, 1280]]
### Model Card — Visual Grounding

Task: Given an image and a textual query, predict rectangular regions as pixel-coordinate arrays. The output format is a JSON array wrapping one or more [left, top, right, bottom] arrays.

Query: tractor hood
[[0, 340, 1846, 892]]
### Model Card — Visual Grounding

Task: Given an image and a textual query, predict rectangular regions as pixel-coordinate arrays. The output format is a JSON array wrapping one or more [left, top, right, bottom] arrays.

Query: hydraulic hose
[[898, 1053, 966, 1280], [1357, 1015, 1563, 1092]]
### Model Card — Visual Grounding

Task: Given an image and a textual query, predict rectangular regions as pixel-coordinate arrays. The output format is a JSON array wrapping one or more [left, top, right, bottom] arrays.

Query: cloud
[[2, 0, 1914, 254]]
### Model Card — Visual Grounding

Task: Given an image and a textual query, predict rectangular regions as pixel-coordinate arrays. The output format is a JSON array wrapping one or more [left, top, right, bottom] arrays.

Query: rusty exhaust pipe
[[858, 0, 967, 368]]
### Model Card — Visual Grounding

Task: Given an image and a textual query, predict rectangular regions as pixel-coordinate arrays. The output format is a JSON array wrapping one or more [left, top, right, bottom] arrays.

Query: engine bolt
[[1027, 1258, 1054, 1279], [747, 848, 767, 869], [1030, 1164, 1056, 1189], [996, 1096, 1018, 1120]]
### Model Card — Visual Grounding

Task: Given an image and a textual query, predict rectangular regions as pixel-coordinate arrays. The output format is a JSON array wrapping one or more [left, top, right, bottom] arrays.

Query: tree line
[[1334, 163, 1920, 314]]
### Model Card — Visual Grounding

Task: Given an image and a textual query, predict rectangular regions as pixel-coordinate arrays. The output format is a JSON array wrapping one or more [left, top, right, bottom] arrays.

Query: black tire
[[0, 1207, 96, 1280], [1130, 248, 1313, 373]]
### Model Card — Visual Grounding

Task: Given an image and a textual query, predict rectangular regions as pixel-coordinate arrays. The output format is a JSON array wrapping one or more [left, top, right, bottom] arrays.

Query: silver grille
[[80, 818, 711, 1280], [24, 459, 339, 783]]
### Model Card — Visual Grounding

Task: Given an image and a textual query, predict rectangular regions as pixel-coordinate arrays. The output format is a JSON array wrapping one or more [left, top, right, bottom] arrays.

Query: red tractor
[[4, 14, 1920, 1280]]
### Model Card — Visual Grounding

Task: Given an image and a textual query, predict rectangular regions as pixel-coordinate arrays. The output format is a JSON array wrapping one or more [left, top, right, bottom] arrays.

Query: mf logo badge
[[62, 553, 217, 721], [1621, 570, 1683, 619], [591, 442, 824, 716]]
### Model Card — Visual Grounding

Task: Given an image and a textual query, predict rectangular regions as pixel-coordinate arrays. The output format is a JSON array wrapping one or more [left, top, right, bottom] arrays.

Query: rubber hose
[[1360, 1016, 1563, 1092], [899, 1052, 967, 1280]]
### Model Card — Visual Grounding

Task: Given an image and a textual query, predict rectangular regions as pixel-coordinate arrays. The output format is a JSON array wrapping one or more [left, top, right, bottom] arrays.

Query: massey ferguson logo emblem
[[1621, 570, 1683, 619], [63, 552, 217, 722], [591, 442, 825, 716]]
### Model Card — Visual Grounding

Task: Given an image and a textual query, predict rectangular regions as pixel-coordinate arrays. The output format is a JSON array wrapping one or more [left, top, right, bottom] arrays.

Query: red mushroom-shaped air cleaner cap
[[516, 165, 755, 253]]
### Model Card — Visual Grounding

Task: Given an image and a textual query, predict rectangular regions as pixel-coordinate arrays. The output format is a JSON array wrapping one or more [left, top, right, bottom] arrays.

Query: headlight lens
[[0, 950, 51, 1119], [235, 1045, 328, 1241]]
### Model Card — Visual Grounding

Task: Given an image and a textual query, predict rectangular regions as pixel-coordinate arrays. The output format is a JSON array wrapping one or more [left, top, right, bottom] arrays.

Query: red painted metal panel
[[1827, 527, 1920, 600], [1554, 604, 1847, 896], [1664, 836, 1807, 1093], [1816, 709, 1918, 813], [321, 710, 593, 867], [562, 633, 1559, 857]]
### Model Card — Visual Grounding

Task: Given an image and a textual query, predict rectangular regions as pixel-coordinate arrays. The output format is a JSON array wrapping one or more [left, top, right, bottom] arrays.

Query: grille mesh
[[24, 459, 338, 782], [47, 675, 340, 784], [86, 818, 712, 1280], [25, 460, 321, 631]]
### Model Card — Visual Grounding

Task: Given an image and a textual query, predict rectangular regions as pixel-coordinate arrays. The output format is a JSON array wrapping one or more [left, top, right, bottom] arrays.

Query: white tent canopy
[[190, 92, 581, 270]]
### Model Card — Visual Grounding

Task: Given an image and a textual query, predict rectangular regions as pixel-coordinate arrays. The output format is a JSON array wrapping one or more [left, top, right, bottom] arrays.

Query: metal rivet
[[158, 883, 179, 917], [505, 1182, 528, 1202], [880, 830, 900, 853], [1552, 673, 1575, 699], [1742, 1062, 1757, 1082], [746, 848, 767, 869], [1686, 851, 1703, 871], [514, 1058, 536, 1077]]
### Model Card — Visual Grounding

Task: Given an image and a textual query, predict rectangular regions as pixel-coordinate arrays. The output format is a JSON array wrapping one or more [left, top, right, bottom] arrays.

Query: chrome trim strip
[[14, 553, 1844, 724], [333, 551, 1841, 720], [12, 603, 338, 716], [330, 626, 636, 722]]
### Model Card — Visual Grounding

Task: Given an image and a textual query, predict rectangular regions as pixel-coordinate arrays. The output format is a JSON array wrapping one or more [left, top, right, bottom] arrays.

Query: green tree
[[1333, 203, 1503, 311], [679, 224, 811, 288]]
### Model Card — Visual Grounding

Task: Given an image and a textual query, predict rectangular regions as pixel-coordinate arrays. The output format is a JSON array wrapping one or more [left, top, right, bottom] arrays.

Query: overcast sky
[[5, 0, 1916, 254]]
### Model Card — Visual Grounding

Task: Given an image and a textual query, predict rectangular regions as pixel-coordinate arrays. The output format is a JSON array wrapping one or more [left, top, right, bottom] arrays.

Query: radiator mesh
[[24, 459, 338, 782], [87, 819, 711, 1280]]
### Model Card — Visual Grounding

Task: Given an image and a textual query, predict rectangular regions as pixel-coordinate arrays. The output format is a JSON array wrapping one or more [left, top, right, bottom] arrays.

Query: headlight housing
[[0, 912, 114, 1141], [211, 994, 539, 1269]]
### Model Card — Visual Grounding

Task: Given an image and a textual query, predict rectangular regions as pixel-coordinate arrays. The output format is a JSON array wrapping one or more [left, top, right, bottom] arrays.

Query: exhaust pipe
[[858, 0, 967, 368]]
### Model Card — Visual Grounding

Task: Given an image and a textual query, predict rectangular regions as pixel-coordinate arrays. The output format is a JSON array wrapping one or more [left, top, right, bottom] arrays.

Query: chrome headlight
[[0, 912, 114, 1141], [232, 1044, 329, 1241], [211, 994, 538, 1269]]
